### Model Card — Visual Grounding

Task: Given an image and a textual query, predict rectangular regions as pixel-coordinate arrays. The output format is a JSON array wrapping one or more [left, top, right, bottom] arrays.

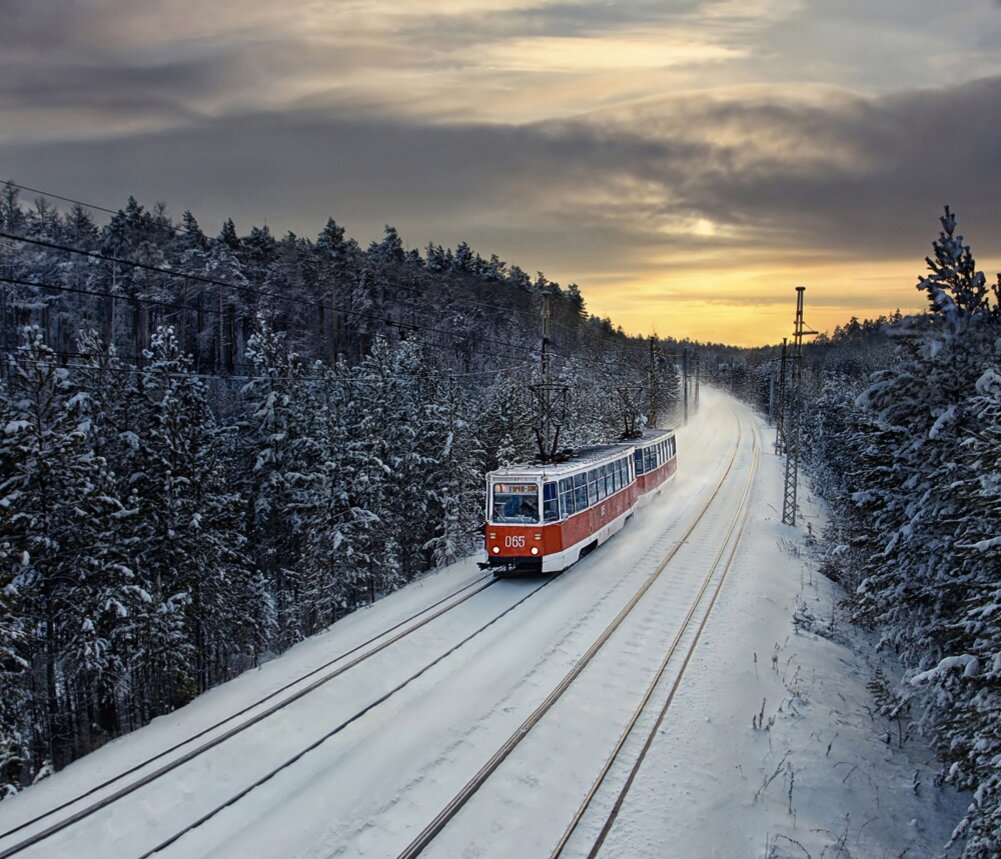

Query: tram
[[482, 427, 677, 574]]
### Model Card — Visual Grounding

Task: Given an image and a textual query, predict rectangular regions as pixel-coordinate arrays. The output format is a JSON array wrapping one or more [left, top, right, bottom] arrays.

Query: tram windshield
[[491, 482, 540, 523]]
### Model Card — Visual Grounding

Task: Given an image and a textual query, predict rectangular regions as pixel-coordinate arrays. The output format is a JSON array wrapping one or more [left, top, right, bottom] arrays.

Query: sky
[[2, 0, 1000, 346]]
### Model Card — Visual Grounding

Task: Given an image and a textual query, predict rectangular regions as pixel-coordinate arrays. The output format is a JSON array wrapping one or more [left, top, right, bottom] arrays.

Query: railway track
[[2, 406, 749, 859], [553, 442, 760, 858], [0, 571, 525, 857], [396, 414, 755, 858]]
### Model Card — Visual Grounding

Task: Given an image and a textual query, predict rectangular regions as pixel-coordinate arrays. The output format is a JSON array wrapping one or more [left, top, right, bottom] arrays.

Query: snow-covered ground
[[0, 389, 967, 858]]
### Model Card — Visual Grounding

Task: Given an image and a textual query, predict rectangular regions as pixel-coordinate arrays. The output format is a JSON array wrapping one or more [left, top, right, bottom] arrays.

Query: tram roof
[[631, 427, 676, 446], [489, 442, 636, 481]]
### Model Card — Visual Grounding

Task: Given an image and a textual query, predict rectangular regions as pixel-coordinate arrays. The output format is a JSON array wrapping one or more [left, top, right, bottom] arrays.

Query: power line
[[4, 347, 536, 386], [4, 181, 130, 221], [5, 181, 654, 356], [2, 185, 658, 381], [0, 231, 534, 355]]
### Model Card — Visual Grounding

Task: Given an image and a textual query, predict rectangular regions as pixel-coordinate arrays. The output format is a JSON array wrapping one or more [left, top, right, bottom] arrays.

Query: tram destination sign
[[494, 483, 537, 494]]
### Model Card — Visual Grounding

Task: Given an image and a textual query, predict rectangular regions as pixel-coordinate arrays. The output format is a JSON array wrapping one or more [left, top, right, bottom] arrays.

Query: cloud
[[3, 0, 1001, 344], [5, 74, 1000, 266]]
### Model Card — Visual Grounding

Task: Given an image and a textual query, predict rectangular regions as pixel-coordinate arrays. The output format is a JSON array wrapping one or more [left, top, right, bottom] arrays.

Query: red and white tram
[[633, 427, 678, 502], [482, 428, 677, 574]]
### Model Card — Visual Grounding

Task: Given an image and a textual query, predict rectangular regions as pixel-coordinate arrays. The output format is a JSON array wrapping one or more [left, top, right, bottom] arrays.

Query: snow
[[0, 389, 966, 858]]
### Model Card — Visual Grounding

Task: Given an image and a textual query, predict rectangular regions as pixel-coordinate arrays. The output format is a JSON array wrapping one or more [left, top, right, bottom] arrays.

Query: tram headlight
[[531, 547, 539, 555], [492, 546, 501, 554]]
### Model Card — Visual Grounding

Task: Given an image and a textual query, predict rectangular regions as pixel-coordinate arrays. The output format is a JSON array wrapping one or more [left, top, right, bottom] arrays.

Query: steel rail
[[134, 574, 560, 858], [0, 573, 498, 856], [396, 411, 747, 859], [552, 435, 760, 858]]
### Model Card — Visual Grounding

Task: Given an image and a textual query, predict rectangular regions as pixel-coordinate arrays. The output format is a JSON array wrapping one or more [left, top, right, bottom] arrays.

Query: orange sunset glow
[[3, 0, 1001, 345]]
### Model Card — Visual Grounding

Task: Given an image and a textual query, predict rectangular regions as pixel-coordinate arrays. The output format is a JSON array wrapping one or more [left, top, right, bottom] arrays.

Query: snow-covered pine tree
[[242, 318, 319, 646], [423, 376, 487, 568], [0, 327, 125, 770], [937, 364, 1001, 855], [0, 535, 29, 795], [132, 327, 263, 701], [294, 360, 374, 633], [852, 208, 1001, 857]]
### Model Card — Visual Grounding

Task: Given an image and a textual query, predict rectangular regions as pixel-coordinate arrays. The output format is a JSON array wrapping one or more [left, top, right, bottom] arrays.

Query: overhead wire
[[1, 182, 672, 388], [3, 350, 537, 386], [0, 274, 544, 375], [0, 230, 542, 356], [4, 180, 652, 351]]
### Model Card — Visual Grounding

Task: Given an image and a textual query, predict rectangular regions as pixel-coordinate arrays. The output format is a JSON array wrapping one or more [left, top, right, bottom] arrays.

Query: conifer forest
[[734, 209, 1001, 857], [2, 184, 1001, 856], [0, 183, 692, 791]]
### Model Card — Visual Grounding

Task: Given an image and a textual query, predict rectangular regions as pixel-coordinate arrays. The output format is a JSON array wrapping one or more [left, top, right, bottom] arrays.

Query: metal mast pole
[[529, 290, 569, 462], [694, 350, 700, 412], [682, 347, 689, 426], [648, 336, 659, 428], [782, 288, 813, 526], [541, 291, 552, 449], [330, 282, 339, 364], [774, 337, 788, 455]]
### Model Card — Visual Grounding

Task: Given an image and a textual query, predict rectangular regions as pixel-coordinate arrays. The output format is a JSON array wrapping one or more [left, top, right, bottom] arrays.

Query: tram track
[[0, 572, 506, 857], [2, 403, 749, 859], [396, 412, 753, 859], [553, 440, 760, 858]]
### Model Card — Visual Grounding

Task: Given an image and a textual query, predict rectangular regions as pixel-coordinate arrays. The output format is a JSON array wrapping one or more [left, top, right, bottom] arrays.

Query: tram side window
[[633, 449, 644, 475], [560, 477, 575, 517], [574, 472, 587, 510], [588, 468, 599, 506], [543, 482, 560, 522]]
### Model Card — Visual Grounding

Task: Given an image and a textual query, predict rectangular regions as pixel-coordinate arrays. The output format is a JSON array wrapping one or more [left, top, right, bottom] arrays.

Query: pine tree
[[0, 327, 125, 770]]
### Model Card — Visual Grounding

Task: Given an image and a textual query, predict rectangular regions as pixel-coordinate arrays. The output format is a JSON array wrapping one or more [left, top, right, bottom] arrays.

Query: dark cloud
[[2, 75, 1000, 290], [669, 77, 1001, 258], [0, 54, 228, 114]]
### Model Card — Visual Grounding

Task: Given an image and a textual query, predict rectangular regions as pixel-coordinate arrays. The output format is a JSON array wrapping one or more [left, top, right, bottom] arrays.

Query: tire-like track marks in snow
[[0, 573, 499, 857], [396, 411, 748, 858]]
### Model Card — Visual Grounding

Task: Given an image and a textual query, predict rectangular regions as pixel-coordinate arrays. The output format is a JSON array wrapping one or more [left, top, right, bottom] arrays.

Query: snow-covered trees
[[0, 185, 667, 799], [0, 328, 126, 768], [790, 208, 1001, 858]]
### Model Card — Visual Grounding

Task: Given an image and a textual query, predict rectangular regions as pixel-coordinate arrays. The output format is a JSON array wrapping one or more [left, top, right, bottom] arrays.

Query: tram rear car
[[482, 428, 678, 575], [632, 428, 678, 503]]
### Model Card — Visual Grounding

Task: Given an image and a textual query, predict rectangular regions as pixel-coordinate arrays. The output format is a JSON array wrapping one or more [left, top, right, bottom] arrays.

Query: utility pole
[[781, 288, 815, 526], [530, 291, 569, 462], [693, 350, 700, 412], [648, 336, 659, 428], [682, 347, 689, 426], [618, 386, 644, 438], [542, 290, 552, 446], [774, 337, 788, 455], [330, 282, 340, 364]]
